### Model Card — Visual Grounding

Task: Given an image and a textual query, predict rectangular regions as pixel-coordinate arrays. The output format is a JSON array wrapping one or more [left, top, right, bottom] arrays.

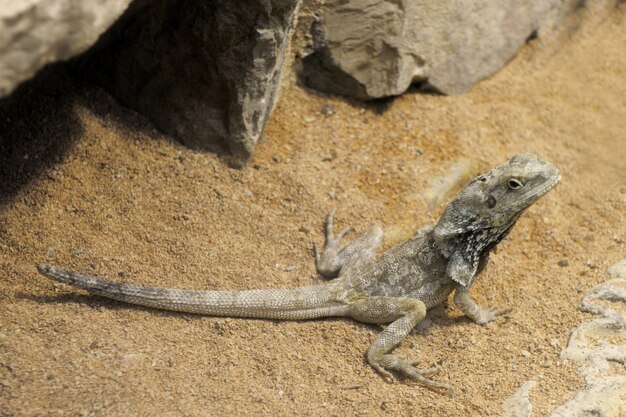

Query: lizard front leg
[[347, 295, 451, 393], [453, 285, 510, 325], [315, 208, 383, 277]]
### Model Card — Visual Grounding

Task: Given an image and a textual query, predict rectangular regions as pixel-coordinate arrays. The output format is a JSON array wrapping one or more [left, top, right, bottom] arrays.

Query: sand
[[1, 7, 625, 417]]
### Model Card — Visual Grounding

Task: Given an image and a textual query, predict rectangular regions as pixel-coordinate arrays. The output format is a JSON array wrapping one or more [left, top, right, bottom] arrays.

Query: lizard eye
[[507, 178, 524, 190]]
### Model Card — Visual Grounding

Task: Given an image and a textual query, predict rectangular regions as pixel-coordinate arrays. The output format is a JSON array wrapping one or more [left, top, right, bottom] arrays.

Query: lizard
[[36, 153, 560, 392]]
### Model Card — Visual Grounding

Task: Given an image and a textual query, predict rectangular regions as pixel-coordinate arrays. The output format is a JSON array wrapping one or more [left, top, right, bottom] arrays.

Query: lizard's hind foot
[[314, 208, 382, 278]]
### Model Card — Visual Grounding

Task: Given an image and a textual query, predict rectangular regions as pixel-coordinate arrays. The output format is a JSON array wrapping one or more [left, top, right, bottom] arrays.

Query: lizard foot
[[314, 208, 355, 277], [454, 290, 512, 326], [369, 354, 452, 394], [314, 208, 384, 278], [474, 305, 512, 325]]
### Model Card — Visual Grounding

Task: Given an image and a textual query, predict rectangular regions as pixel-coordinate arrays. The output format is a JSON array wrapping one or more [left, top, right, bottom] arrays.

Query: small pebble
[[520, 350, 531, 358], [558, 259, 569, 267], [122, 353, 146, 365], [321, 103, 335, 117], [608, 260, 626, 279]]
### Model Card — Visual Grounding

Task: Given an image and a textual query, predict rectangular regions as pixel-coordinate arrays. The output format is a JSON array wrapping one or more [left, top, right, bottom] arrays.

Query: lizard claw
[[325, 207, 338, 236], [370, 354, 451, 394], [324, 208, 354, 247], [406, 361, 442, 376], [315, 208, 359, 277], [336, 226, 355, 241], [314, 209, 342, 260], [475, 305, 512, 325], [491, 305, 512, 316]]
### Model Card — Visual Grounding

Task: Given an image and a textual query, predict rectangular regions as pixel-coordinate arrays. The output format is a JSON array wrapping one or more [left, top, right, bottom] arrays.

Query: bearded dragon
[[37, 153, 560, 392]]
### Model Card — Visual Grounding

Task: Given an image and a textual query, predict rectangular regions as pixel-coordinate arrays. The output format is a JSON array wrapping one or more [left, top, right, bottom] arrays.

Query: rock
[[0, 0, 132, 97], [608, 260, 626, 279], [320, 102, 334, 117], [501, 381, 535, 417], [301, 0, 573, 99], [75, 0, 300, 166], [503, 261, 626, 416], [555, 269, 626, 416]]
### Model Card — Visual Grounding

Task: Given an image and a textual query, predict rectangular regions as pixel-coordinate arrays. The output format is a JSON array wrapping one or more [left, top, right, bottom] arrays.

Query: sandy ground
[[1, 7, 625, 417]]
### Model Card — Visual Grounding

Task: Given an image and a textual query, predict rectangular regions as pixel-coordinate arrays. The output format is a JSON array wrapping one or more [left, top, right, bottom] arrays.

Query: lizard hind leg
[[348, 295, 452, 394], [314, 208, 383, 278]]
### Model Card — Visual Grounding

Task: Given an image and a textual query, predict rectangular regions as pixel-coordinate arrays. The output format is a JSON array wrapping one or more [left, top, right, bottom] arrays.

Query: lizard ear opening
[[447, 249, 478, 287]]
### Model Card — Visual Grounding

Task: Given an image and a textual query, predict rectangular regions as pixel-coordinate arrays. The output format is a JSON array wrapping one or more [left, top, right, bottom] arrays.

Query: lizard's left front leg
[[453, 285, 510, 325], [347, 295, 451, 392]]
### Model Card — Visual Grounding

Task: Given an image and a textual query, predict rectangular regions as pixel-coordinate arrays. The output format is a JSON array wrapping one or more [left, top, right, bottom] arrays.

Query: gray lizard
[[37, 153, 560, 392]]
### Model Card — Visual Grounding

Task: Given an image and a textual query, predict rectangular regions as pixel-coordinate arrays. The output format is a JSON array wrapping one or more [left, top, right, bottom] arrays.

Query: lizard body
[[37, 153, 560, 392]]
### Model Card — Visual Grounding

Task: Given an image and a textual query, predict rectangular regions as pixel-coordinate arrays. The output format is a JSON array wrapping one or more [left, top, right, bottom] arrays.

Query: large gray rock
[[76, 0, 300, 166], [302, 0, 563, 98], [0, 0, 132, 97]]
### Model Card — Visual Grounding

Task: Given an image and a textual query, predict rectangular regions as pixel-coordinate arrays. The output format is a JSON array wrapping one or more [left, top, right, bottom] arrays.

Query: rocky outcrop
[[500, 260, 626, 417], [0, 0, 132, 97], [0, 0, 618, 163], [75, 0, 300, 166], [301, 0, 576, 99]]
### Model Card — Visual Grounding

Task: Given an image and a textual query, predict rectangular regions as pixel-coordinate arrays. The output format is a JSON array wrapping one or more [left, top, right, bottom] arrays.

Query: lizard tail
[[37, 264, 348, 320]]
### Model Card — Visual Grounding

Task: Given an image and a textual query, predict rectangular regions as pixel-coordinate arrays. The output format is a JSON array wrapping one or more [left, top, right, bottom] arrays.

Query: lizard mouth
[[519, 167, 561, 205], [537, 170, 560, 196]]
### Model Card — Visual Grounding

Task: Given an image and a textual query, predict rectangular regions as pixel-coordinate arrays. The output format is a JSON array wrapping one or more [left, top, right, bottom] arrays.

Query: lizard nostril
[[486, 195, 497, 208]]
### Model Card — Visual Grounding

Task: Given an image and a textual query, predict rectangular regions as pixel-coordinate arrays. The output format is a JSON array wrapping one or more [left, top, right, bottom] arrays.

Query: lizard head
[[433, 153, 560, 286]]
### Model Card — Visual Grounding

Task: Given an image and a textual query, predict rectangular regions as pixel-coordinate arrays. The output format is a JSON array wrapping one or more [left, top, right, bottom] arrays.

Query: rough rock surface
[[76, 0, 300, 166], [554, 267, 626, 417], [501, 261, 626, 417], [0, 0, 132, 97], [501, 381, 535, 417], [301, 0, 601, 98]]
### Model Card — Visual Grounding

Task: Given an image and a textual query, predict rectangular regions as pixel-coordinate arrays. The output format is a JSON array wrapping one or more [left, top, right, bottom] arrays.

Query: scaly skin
[[37, 153, 560, 393]]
